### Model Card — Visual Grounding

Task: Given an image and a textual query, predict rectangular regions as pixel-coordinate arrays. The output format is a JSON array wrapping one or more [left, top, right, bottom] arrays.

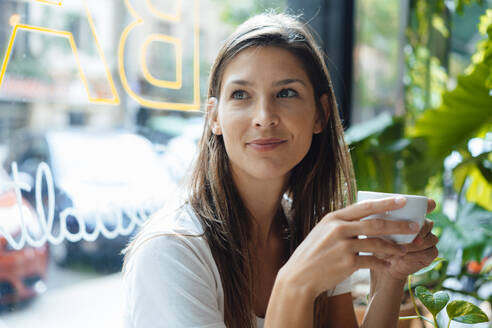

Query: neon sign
[[0, 0, 201, 111], [119, 0, 200, 110], [4, 162, 150, 250]]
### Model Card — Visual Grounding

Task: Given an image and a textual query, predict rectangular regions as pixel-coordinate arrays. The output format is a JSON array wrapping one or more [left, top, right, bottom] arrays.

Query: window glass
[[448, 3, 488, 85], [351, 0, 402, 124], [0, 0, 284, 326]]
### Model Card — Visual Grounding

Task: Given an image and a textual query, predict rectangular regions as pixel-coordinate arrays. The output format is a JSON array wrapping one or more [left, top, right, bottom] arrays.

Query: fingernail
[[394, 196, 406, 205], [409, 222, 420, 231]]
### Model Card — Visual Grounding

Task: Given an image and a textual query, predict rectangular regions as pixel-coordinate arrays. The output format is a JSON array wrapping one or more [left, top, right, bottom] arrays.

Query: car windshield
[[47, 130, 171, 210]]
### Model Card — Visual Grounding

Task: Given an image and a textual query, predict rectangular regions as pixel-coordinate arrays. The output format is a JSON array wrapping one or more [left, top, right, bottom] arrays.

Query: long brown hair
[[189, 12, 356, 328]]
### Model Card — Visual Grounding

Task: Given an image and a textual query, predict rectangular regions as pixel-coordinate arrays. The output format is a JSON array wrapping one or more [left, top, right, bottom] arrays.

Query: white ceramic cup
[[357, 191, 428, 244]]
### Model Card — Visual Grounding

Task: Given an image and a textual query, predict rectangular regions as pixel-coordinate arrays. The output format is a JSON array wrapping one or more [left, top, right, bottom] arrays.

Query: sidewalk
[[0, 273, 123, 328]]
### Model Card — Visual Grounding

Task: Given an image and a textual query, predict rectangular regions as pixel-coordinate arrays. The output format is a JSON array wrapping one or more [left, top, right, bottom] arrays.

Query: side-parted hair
[[124, 12, 356, 328], [189, 12, 356, 328]]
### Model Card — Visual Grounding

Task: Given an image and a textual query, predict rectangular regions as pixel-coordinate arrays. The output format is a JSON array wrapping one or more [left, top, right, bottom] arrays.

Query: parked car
[[4, 129, 174, 273], [0, 169, 49, 307], [156, 117, 203, 184]]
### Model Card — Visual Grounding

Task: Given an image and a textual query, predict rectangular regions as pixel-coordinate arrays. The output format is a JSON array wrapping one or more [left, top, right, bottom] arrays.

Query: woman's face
[[209, 46, 326, 182]]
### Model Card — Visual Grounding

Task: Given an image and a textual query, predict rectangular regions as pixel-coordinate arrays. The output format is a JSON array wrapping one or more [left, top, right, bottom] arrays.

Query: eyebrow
[[227, 78, 307, 87], [274, 78, 307, 87]]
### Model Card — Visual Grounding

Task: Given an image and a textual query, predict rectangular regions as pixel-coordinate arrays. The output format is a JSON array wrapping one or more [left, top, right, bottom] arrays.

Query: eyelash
[[277, 88, 298, 98], [230, 88, 298, 100], [231, 90, 248, 100]]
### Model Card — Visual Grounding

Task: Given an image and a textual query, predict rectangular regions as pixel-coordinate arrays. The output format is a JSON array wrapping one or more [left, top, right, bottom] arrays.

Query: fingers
[[406, 231, 439, 252], [333, 197, 407, 222], [397, 246, 439, 267], [412, 219, 434, 245], [350, 238, 407, 256], [426, 199, 436, 214], [420, 219, 434, 237], [354, 254, 390, 270], [347, 218, 420, 238]]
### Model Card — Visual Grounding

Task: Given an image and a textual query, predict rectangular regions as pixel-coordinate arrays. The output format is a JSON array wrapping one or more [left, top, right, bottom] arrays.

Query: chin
[[243, 162, 294, 181], [229, 154, 302, 182]]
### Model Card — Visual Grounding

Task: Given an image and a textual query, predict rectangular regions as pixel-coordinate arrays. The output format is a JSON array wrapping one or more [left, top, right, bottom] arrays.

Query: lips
[[247, 138, 287, 151]]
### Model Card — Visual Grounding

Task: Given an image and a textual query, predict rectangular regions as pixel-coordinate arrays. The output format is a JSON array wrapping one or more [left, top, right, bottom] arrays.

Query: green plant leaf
[[345, 112, 393, 144], [453, 202, 492, 263], [466, 166, 492, 211], [402, 137, 441, 193], [409, 61, 492, 158], [446, 300, 489, 324], [413, 257, 447, 275], [453, 162, 471, 194], [432, 15, 449, 38], [409, 10, 492, 159], [415, 286, 450, 317], [347, 115, 408, 193], [452, 151, 491, 187], [481, 257, 492, 274], [432, 192, 492, 263], [478, 9, 492, 36], [452, 151, 492, 210]]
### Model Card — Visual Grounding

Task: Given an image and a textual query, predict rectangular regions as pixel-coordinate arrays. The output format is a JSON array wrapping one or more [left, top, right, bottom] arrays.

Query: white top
[[122, 204, 352, 328]]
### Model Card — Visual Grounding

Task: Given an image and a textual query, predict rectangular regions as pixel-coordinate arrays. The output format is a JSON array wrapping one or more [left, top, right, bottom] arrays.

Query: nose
[[252, 97, 279, 128]]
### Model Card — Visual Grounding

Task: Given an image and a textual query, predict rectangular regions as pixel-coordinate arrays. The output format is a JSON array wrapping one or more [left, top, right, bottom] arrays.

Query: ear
[[207, 97, 222, 135], [314, 93, 330, 134]]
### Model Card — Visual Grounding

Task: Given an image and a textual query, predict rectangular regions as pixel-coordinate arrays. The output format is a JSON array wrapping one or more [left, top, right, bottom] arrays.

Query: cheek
[[289, 114, 317, 156], [218, 113, 247, 149], [296, 132, 314, 158], [290, 111, 317, 138]]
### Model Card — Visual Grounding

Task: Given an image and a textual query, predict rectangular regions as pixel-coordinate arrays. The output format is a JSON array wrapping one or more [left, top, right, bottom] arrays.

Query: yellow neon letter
[[140, 34, 183, 89], [0, 0, 119, 105], [119, 0, 200, 111], [34, 0, 62, 6]]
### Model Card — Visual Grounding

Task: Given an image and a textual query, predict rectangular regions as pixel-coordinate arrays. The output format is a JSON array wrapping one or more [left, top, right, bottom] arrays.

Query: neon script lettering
[[1, 162, 149, 250]]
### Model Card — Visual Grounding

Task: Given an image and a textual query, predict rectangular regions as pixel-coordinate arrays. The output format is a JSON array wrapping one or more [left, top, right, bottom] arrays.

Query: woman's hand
[[375, 199, 439, 281], [277, 197, 419, 299]]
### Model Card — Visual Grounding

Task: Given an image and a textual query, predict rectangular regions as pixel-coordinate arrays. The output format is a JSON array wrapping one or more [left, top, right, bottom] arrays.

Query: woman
[[122, 13, 439, 328]]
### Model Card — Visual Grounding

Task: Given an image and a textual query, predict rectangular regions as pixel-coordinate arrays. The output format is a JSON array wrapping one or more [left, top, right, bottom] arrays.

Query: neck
[[230, 167, 288, 248]]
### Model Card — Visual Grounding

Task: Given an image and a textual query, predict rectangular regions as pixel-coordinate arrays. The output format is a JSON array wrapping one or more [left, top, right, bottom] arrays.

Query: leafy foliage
[[413, 257, 447, 275], [409, 9, 492, 210], [415, 286, 450, 317], [408, 62, 492, 158], [350, 6, 492, 321], [411, 286, 490, 327], [446, 300, 489, 324], [346, 113, 406, 193], [456, 0, 487, 15], [434, 201, 492, 264]]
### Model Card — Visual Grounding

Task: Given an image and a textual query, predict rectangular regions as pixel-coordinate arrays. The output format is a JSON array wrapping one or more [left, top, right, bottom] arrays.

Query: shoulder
[[127, 203, 205, 253], [123, 202, 214, 273], [122, 204, 226, 327], [123, 202, 221, 291], [143, 202, 205, 236]]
